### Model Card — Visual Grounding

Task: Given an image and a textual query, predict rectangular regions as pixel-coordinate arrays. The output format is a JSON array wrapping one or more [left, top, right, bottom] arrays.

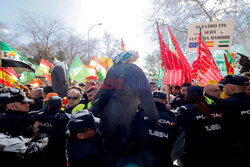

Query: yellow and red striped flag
[[39, 58, 53, 81], [0, 67, 19, 87]]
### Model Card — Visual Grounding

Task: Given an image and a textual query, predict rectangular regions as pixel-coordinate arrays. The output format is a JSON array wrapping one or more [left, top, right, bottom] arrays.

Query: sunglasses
[[67, 96, 79, 100]]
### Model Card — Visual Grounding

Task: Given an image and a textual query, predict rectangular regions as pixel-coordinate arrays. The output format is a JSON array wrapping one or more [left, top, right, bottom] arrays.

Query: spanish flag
[[0, 67, 19, 87]]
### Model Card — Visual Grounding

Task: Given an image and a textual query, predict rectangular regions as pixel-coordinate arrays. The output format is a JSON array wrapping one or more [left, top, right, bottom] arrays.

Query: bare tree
[[17, 13, 65, 64], [101, 31, 120, 58], [143, 50, 161, 74], [146, 0, 249, 54]]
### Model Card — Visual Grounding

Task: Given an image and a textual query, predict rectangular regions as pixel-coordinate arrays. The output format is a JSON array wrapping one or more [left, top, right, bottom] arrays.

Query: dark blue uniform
[[131, 102, 179, 167], [35, 109, 69, 167], [177, 103, 230, 167], [67, 133, 105, 167], [223, 92, 250, 167], [0, 110, 34, 138]]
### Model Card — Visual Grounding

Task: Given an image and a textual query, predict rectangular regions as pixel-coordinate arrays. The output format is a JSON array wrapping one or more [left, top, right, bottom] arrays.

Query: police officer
[[220, 75, 250, 167], [130, 91, 179, 167], [66, 110, 106, 167], [175, 86, 231, 167], [0, 132, 48, 167], [0, 88, 48, 167], [0, 88, 34, 138], [33, 96, 69, 167]]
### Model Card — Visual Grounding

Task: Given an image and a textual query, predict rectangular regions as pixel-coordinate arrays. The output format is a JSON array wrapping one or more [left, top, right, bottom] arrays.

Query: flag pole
[[197, 68, 200, 85], [163, 67, 170, 105], [0, 43, 4, 87]]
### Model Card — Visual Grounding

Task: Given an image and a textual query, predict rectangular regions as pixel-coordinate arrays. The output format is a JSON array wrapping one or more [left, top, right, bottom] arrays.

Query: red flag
[[167, 26, 192, 83], [191, 31, 222, 86], [121, 38, 125, 51], [224, 53, 234, 75], [157, 24, 191, 86], [39, 58, 53, 81]]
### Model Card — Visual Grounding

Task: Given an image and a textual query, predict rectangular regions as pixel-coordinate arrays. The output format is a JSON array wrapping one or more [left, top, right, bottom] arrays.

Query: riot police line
[[0, 74, 249, 167]]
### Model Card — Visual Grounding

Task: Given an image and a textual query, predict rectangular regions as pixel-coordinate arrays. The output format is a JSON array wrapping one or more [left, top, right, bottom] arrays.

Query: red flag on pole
[[121, 38, 125, 51], [157, 24, 191, 86], [167, 26, 192, 83], [191, 30, 222, 86]]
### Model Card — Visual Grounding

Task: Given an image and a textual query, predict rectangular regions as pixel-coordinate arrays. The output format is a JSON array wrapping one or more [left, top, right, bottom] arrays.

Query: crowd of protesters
[[0, 50, 249, 167]]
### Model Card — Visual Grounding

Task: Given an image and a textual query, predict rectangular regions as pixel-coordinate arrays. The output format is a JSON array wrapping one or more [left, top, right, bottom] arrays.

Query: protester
[[90, 50, 159, 165], [220, 75, 250, 167], [86, 86, 98, 105], [170, 85, 180, 96], [66, 110, 106, 167], [204, 84, 221, 99], [62, 87, 82, 116], [42, 86, 53, 99], [29, 88, 44, 111], [171, 82, 191, 109], [149, 81, 157, 92]]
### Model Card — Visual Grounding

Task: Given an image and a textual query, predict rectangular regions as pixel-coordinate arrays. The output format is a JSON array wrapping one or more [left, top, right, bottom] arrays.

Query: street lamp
[[87, 23, 103, 59]]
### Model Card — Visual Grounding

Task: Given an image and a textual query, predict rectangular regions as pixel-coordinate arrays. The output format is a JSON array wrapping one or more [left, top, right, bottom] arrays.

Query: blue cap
[[187, 86, 204, 98], [48, 96, 62, 110], [68, 110, 100, 132], [152, 91, 166, 100], [0, 88, 31, 105], [219, 75, 249, 86]]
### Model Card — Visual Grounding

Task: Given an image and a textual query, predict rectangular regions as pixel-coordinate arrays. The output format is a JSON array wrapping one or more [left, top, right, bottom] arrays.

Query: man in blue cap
[[0, 88, 48, 167], [0, 88, 34, 138], [66, 110, 106, 167], [32, 96, 69, 167], [220, 75, 250, 167]]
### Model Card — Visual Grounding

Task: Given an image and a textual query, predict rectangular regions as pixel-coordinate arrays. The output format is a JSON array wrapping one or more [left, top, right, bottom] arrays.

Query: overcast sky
[[0, 0, 155, 67]]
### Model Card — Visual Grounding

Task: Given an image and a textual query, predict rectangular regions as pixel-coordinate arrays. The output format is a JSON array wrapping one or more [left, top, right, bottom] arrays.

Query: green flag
[[34, 64, 44, 76], [224, 50, 235, 65], [96, 68, 104, 82], [69, 55, 89, 83], [18, 71, 35, 84], [0, 41, 35, 72], [156, 68, 164, 87]]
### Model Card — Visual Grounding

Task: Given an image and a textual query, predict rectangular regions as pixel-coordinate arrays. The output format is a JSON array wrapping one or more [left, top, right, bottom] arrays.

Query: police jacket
[[223, 92, 250, 167], [0, 133, 48, 167], [35, 109, 69, 167], [131, 103, 178, 167], [0, 110, 34, 138], [66, 133, 105, 167], [176, 102, 229, 167]]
